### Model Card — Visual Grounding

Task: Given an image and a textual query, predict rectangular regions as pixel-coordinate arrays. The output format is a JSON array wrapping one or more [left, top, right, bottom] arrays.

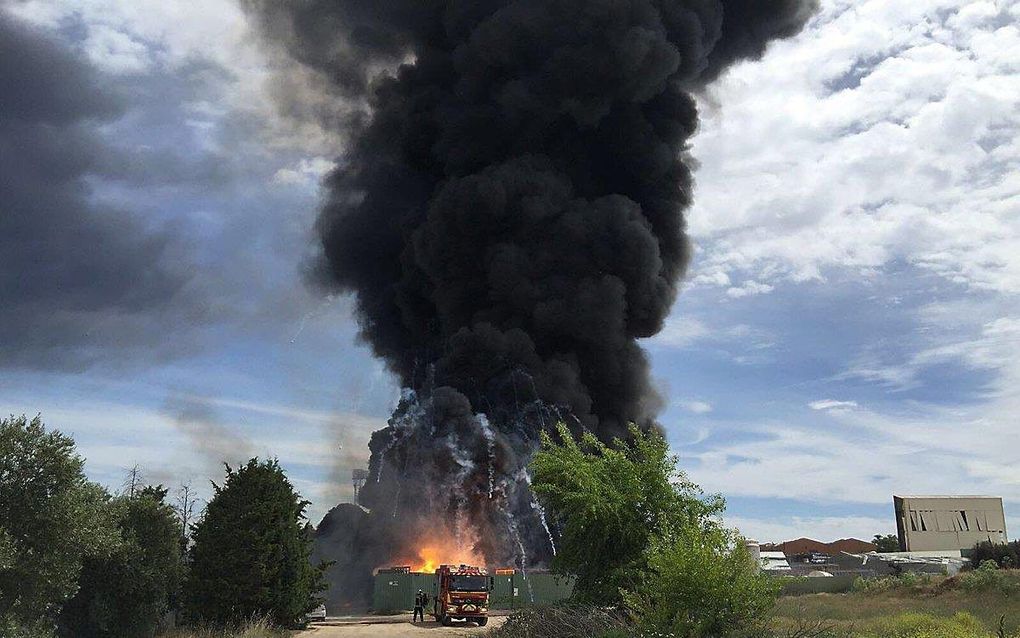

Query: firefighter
[[413, 589, 427, 623]]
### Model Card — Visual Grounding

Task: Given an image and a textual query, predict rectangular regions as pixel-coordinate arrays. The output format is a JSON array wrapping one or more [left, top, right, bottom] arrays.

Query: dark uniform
[[413, 589, 427, 623]]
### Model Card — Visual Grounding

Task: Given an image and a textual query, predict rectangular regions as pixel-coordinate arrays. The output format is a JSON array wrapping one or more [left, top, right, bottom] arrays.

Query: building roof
[[894, 495, 1002, 500]]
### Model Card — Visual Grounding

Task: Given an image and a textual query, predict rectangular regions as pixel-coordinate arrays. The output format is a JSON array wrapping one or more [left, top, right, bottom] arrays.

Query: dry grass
[[769, 570, 1020, 637], [159, 617, 291, 638], [487, 605, 626, 638]]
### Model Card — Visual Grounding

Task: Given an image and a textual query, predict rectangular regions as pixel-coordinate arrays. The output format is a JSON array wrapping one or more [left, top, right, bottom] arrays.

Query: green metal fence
[[372, 569, 575, 612]]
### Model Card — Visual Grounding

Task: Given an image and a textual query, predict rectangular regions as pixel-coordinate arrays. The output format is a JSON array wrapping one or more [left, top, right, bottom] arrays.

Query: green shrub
[[958, 566, 1017, 594], [852, 572, 939, 594], [624, 527, 778, 637]]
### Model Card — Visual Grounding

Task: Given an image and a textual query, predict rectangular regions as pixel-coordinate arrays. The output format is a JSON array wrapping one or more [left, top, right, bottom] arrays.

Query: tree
[[172, 481, 199, 554], [530, 423, 724, 604], [184, 458, 327, 626], [531, 423, 777, 637], [0, 415, 115, 636], [872, 534, 900, 553], [58, 485, 183, 638]]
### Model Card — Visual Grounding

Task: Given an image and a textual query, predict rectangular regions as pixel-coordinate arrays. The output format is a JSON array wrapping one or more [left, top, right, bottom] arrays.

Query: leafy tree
[[184, 458, 327, 626], [58, 485, 183, 638], [623, 525, 778, 637], [530, 422, 723, 605], [872, 533, 900, 553], [531, 423, 778, 637], [0, 415, 115, 636]]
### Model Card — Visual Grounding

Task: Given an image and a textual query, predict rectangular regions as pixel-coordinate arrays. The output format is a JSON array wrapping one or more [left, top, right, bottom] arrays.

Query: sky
[[2, 0, 1018, 544]]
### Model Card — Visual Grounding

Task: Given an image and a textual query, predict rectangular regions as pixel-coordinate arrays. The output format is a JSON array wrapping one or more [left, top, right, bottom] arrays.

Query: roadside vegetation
[[766, 565, 1020, 637], [0, 414, 325, 637]]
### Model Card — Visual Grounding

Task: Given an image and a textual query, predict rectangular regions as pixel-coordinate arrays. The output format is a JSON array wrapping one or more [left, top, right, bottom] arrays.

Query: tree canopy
[[185, 458, 327, 626], [59, 486, 183, 637], [0, 415, 114, 636], [531, 422, 777, 637]]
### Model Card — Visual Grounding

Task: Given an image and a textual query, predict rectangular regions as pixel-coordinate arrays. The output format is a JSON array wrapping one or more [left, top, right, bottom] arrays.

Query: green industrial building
[[373, 567, 574, 612]]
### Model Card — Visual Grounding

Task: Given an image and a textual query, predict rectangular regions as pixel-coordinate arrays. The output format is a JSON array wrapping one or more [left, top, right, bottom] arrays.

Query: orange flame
[[410, 540, 485, 572]]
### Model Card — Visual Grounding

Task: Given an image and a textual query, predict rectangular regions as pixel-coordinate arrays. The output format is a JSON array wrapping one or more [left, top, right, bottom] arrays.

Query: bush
[[624, 526, 778, 637], [184, 459, 327, 627], [972, 541, 1020, 570], [957, 560, 1019, 594], [852, 572, 939, 595]]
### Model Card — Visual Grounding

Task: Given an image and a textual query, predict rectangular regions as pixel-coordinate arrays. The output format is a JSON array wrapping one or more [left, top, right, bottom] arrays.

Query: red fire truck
[[432, 564, 490, 626]]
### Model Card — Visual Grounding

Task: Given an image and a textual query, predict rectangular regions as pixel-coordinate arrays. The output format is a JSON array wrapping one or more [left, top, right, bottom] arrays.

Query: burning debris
[[245, 0, 816, 608]]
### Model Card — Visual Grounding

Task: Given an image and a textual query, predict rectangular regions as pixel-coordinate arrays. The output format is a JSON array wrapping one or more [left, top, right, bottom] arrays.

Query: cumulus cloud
[[689, 0, 1020, 296]]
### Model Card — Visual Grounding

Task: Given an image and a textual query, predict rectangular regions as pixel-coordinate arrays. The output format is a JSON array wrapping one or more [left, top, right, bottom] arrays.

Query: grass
[[768, 569, 1020, 637], [159, 617, 291, 638]]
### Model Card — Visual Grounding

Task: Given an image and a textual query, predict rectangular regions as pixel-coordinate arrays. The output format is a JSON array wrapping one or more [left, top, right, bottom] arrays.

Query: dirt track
[[296, 616, 504, 637]]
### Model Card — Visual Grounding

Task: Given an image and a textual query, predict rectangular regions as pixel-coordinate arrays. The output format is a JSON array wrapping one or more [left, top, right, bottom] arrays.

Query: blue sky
[[2, 0, 1019, 543]]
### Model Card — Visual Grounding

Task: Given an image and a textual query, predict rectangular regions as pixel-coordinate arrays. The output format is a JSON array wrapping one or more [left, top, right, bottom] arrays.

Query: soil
[[296, 616, 504, 637]]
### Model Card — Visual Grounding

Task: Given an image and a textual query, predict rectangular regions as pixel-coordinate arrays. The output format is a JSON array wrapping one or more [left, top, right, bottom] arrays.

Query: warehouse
[[894, 495, 1007, 552]]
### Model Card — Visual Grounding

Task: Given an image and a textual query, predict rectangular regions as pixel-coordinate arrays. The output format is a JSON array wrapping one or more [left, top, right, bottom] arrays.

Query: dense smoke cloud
[[245, 0, 816, 608]]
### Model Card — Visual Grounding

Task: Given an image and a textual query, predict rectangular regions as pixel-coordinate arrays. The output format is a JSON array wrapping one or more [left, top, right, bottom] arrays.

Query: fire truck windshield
[[449, 575, 488, 592]]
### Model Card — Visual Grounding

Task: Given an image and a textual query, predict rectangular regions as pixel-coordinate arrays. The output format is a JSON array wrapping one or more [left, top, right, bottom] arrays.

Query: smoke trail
[[245, 0, 816, 607]]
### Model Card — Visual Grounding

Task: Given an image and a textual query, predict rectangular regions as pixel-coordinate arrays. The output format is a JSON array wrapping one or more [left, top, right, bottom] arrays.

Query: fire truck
[[432, 564, 490, 626]]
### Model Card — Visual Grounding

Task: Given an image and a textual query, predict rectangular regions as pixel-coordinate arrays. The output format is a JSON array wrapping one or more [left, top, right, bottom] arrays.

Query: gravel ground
[[295, 616, 503, 637]]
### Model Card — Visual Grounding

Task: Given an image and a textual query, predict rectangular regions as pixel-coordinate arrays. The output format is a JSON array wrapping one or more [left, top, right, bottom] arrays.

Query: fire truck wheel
[[476, 617, 488, 627], [441, 614, 453, 627]]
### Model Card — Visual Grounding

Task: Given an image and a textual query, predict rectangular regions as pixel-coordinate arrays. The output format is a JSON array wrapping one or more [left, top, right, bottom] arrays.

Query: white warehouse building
[[894, 495, 1007, 552]]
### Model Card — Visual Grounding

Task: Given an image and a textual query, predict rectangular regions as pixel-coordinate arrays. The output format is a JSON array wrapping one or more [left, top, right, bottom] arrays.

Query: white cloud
[[677, 400, 714, 414], [726, 281, 775, 298], [649, 316, 710, 348], [689, 0, 1020, 296], [809, 399, 859, 411]]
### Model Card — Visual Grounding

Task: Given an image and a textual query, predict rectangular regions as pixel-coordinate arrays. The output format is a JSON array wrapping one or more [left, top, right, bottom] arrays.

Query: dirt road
[[296, 616, 504, 638]]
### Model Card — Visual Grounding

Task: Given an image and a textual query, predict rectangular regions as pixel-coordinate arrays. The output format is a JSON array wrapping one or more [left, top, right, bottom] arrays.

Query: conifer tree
[[184, 458, 326, 626]]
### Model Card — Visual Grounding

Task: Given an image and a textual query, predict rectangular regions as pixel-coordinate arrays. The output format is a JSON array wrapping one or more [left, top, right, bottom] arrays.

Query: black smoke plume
[[245, 0, 816, 608]]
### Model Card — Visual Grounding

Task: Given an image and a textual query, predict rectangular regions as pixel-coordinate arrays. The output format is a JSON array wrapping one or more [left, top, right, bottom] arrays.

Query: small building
[[894, 495, 1007, 552], [760, 551, 792, 573]]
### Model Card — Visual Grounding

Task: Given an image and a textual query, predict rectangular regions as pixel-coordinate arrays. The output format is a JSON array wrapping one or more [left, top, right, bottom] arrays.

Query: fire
[[406, 537, 486, 573]]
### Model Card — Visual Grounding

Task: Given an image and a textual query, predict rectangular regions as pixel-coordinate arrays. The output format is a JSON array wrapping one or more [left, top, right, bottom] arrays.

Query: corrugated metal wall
[[465, 571, 575, 609], [372, 570, 575, 611]]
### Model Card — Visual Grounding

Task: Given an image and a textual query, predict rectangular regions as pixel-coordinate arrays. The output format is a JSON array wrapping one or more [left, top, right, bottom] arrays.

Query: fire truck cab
[[432, 564, 490, 627]]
